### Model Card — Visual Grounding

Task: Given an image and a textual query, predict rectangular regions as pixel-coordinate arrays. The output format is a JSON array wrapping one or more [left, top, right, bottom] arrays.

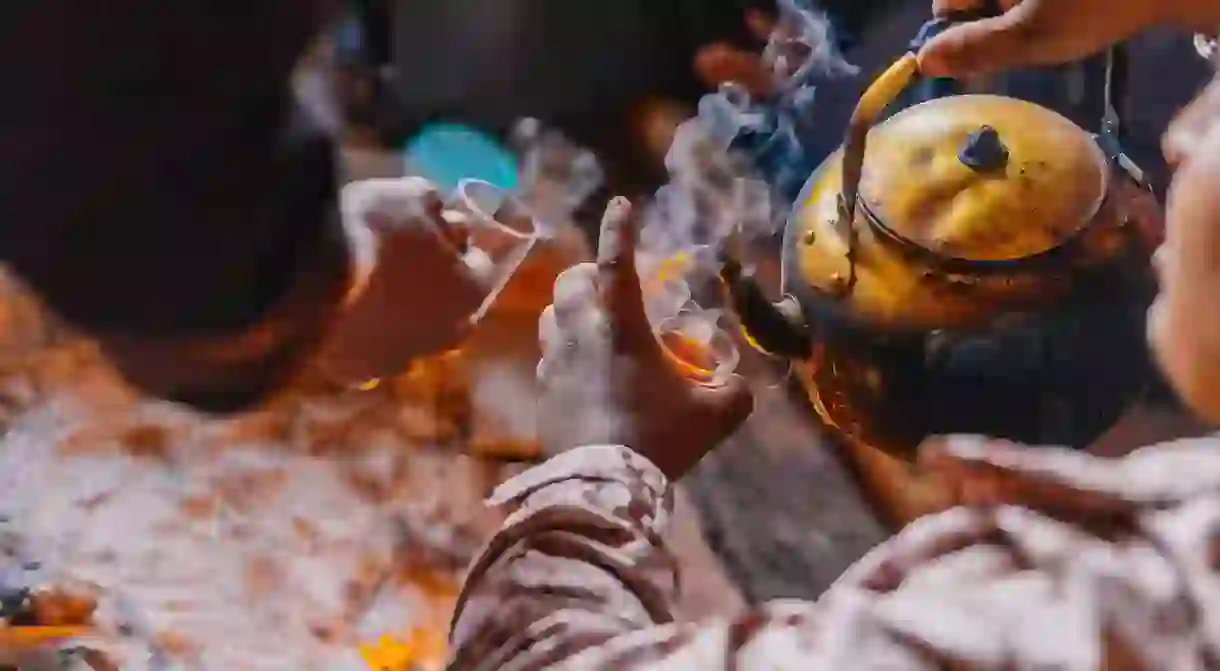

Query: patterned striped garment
[[448, 438, 1220, 669]]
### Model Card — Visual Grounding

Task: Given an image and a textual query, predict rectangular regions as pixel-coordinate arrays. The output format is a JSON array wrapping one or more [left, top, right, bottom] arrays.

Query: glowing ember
[[355, 378, 382, 392], [652, 252, 695, 284], [0, 269, 516, 669], [358, 569, 454, 671], [359, 628, 446, 671]]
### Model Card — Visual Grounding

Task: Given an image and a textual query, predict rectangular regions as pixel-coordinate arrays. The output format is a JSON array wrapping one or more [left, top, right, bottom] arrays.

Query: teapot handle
[[838, 3, 1004, 240], [837, 54, 921, 239]]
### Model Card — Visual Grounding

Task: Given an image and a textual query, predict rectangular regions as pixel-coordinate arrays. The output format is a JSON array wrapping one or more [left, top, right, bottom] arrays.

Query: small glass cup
[[344, 179, 538, 394], [448, 178, 542, 324], [655, 310, 740, 384]]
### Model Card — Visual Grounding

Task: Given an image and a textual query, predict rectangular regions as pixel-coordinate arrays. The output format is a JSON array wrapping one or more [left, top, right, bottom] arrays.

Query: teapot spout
[[719, 254, 813, 359]]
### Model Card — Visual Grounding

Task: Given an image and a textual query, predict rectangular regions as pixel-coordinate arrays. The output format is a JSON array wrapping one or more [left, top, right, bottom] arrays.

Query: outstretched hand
[[915, 0, 1214, 78], [537, 198, 753, 480], [317, 177, 488, 385]]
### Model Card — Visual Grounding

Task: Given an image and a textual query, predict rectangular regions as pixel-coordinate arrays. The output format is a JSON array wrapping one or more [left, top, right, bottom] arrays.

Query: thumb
[[917, 2, 1051, 77], [692, 372, 755, 435], [597, 197, 654, 349]]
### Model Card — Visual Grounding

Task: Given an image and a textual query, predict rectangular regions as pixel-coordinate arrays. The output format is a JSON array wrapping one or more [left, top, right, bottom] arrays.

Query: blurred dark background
[[340, 0, 1211, 198]]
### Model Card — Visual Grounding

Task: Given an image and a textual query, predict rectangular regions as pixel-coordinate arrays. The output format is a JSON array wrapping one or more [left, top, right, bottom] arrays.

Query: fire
[[359, 569, 456, 671], [359, 627, 447, 671]]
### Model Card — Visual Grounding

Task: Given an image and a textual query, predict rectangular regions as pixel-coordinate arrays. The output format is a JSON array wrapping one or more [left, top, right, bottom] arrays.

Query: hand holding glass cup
[[538, 198, 752, 477], [320, 177, 541, 388]]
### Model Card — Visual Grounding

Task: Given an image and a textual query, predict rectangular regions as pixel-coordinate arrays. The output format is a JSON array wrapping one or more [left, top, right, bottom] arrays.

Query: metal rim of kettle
[[833, 54, 1112, 281], [771, 44, 1142, 337]]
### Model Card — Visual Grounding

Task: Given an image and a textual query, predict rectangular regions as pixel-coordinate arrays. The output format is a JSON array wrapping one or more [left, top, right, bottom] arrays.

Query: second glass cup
[[446, 178, 542, 325]]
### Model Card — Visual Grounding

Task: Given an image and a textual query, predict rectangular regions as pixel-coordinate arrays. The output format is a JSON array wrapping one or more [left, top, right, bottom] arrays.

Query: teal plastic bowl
[[403, 122, 519, 193]]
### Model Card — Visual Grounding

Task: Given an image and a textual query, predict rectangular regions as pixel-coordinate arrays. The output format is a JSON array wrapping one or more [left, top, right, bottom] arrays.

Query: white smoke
[[509, 118, 605, 233], [637, 0, 857, 298], [767, 0, 860, 88], [517, 4, 857, 450]]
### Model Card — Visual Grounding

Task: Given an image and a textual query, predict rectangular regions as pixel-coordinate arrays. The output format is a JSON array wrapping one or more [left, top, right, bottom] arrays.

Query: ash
[[0, 272, 514, 670]]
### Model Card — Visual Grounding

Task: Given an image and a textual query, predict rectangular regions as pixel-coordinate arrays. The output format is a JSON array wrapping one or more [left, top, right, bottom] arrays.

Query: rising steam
[[318, 1, 863, 453], [531, 1, 856, 451], [640, 0, 856, 264]]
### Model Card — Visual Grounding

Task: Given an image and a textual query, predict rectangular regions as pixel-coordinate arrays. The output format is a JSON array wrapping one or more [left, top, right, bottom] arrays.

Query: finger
[[341, 177, 445, 233], [917, 2, 1058, 78], [1151, 245, 1169, 284], [438, 211, 472, 253], [920, 436, 1131, 519], [692, 372, 755, 437], [695, 43, 777, 98], [538, 304, 562, 356], [1115, 183, 1165, 257], [596, 198, 654, 348], [536, 350, 557, 387], [551, 263, 601, 336], [341, 177, 467, 273]]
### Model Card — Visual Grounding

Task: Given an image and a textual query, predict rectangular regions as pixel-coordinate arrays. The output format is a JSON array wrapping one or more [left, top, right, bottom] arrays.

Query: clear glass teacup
[[445, 178, 543, 325], [638, 247, 740, 385], [655, 308, 740, 384]]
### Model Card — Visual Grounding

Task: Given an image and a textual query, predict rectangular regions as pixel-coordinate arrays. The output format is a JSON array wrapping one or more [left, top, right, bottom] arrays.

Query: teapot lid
[[858, 95, 1107, 262]]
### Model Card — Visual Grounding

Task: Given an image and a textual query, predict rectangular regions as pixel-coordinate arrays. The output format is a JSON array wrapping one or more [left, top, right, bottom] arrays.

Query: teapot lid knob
[[957, 125, 1009, 172]]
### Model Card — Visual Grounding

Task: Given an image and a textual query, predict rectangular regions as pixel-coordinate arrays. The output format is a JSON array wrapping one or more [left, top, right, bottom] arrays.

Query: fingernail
[[603, 196, 633, 223]]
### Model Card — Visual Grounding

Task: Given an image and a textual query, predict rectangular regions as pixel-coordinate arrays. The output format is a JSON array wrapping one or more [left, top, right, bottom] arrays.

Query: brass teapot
[[720, 46, 1162, 459]]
